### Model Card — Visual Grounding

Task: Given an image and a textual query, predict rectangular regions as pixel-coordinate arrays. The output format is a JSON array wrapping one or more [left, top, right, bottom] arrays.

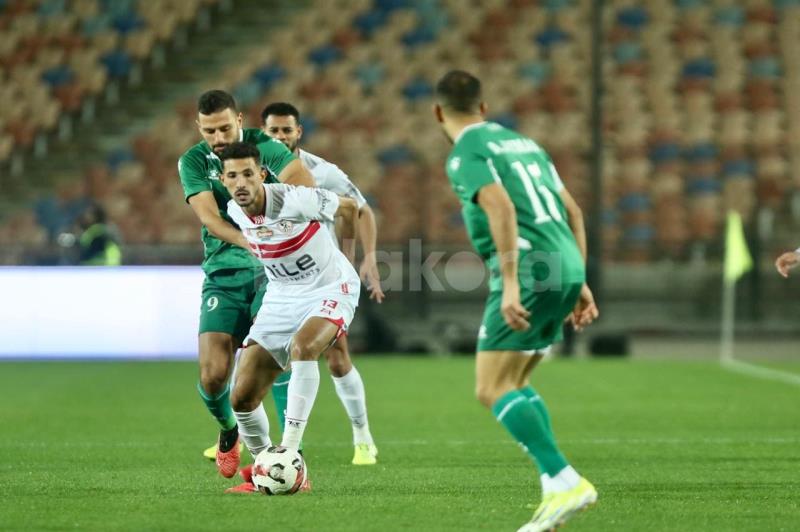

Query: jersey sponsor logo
[[253, 226, 273, 240], [449, 157, 461, 172], [207, 169, 220, 181], [263, 253, 320, 281]]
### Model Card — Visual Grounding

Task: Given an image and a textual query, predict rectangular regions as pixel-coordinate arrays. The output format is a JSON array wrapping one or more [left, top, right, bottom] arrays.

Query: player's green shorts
[[477, 281, 583, 352], [198, 267, 266, 344]]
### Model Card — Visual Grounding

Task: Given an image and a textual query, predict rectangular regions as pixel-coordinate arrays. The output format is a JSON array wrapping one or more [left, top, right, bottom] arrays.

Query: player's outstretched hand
[[775, 250, 800, 278], [359, 259, 385, 303], [570, 284, 599, 332], [501, 283, 530, 331]]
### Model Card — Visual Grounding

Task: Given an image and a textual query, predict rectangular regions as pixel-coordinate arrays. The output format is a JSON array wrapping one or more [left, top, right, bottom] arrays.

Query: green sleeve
[[257, 137, 296, 179], [449, 150, 500, 203], [178, 150, 211, 202]]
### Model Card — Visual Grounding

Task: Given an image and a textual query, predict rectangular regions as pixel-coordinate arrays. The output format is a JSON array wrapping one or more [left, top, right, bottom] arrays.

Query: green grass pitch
[[1, 357, 798, 531]]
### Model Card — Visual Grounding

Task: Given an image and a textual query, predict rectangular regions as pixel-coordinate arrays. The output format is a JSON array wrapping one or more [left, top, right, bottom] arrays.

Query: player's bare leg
[[197, 332, 241, 477], [280, 317, 342, 450], [324, 335, 378, 465], [477, 351, 595, 531], [225, 342, 284, 493]]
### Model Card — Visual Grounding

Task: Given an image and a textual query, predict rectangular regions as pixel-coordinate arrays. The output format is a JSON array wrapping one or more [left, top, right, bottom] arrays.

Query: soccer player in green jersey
[[179, 90, 314, 478], [433, 71, 599, 532]]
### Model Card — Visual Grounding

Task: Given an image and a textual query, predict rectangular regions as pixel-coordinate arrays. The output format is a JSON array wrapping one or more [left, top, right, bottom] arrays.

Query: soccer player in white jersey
[[261, 102, 381, 466], [217, 142, 361, 493]]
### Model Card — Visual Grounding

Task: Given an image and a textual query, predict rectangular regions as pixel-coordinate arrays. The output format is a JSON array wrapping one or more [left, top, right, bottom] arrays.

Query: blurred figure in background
[[77, 203, 122, 266], [57, 203, 122, 266]]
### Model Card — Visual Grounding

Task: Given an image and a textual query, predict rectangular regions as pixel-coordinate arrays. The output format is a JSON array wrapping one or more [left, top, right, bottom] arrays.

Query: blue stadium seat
[[106, 148, 136, 172], [377, 144, 414, 165], [749, 57, 781, 79], [617, 6, 648, 30], [614, 42, 643, 64], [101, 50, 133, 79], [722, 159, 755, 177], [619, 193, 651, 212], [649, 142, 681, 164], [374, 0, 411, 13], [682, 58, 716, 79], [683, 142, 717, 163], [686, 176, 721, 196], [232, 80, 262, 108], [623, 224, 655, 244], [353, 9, 388, 37], [542, 0, 572, 12], [519, 61, 551, 85], [308, 44, 343, 68], [251, 64, 285, 90], [38, 0, 66, 17], [355, 61, 385, 91], [82, 14, 113, 37], [535, 27, 570, 48], [714, 6, 744, 26], [100, 0, 137, 18], [41, 65, 75, 88], [402, 77, 434, 101], [112, 13, 145, 35], [402, 26, 437, 48]]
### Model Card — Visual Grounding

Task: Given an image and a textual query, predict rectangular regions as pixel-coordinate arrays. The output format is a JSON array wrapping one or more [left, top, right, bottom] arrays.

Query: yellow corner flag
[[724, 210, 753, 283]]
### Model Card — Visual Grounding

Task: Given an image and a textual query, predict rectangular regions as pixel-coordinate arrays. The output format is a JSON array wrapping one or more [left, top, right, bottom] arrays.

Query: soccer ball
[[252, 446, 307, 495]]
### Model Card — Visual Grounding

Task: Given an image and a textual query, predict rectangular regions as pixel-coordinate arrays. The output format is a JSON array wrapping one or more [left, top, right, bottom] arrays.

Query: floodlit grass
[[1, 357, 798, 531]]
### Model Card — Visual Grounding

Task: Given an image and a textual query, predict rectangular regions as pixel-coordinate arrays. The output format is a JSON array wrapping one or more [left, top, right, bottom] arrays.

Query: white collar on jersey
[[453, 121, 488, 145]]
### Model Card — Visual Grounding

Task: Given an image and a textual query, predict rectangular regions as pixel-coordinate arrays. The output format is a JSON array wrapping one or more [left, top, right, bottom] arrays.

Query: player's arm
[[555, 171, 598, 330], [179, 153, 249, 249], [476, 183, 530, 331], [356, 203, 385, 302], [188, 192, 249, 249], [776, 248, 800, 277], [276, 159, 315, 187], [336, 196, 358, 263], [560, 188, 587, 262], [258, 138, 315, 187]]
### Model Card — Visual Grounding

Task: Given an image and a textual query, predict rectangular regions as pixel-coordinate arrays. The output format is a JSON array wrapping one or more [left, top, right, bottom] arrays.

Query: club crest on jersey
[[208, 169, 220, 181], [276, 220, 294, 234]]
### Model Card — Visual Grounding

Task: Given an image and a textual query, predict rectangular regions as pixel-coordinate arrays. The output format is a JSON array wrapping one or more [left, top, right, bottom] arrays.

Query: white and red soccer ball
[[252, 446, 306, 495]]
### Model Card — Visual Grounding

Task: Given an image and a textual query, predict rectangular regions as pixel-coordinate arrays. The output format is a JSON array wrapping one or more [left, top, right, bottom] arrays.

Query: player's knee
[[475, 383, 498, 409], [230, 387, 258, 412], [289, 339, 318, 361], [199, 365, 229, 395], [326, 347, 352, 377]]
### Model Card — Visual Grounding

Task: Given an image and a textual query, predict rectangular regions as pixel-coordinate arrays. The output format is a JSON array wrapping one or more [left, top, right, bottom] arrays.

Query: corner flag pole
[[720, 211, 753, 363]]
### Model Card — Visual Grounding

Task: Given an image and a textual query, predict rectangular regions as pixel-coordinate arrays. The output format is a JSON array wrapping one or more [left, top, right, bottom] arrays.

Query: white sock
[[234, 404, 271, 459], [281, 360, 320, 450], [550, 465, 580, 492], [332, 367, 374, 445]]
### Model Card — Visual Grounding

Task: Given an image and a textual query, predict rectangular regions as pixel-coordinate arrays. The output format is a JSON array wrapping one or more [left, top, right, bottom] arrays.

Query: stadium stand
[[2, 0, 799, 264]]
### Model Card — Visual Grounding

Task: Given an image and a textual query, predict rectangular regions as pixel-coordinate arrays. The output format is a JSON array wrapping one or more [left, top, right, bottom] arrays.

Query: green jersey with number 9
[[445, 121, 585, 290]]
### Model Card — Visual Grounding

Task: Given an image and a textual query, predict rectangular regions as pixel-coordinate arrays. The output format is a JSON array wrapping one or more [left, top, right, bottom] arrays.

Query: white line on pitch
[[721, 359, 800, 388]]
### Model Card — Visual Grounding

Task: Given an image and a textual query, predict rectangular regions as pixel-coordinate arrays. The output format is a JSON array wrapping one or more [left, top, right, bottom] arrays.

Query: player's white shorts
[[247, 279, 359, 369]]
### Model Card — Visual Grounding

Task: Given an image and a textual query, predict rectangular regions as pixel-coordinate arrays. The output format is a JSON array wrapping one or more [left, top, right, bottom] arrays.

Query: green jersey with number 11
[[446, 121, 585, 287]]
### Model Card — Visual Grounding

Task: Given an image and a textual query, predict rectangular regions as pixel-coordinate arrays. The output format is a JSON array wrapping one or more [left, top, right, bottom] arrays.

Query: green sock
[[520, 385, 552, 434], [272, 371, 291, 433], [197, 382, 236, 431], [492, 389, 568, 476]]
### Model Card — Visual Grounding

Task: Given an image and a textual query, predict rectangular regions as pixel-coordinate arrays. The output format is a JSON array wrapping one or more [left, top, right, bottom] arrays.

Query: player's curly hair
[[219, 142, 259, 163]]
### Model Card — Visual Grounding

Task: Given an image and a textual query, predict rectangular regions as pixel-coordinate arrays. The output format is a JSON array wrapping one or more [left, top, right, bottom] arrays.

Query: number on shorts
[[206, 296, 219, 311]]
